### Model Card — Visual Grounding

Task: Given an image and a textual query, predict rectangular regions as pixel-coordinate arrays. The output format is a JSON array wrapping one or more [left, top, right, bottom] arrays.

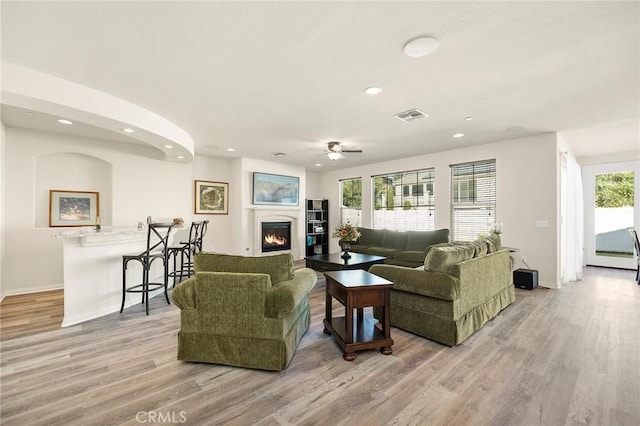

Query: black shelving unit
[[306, 199, 329, 256]]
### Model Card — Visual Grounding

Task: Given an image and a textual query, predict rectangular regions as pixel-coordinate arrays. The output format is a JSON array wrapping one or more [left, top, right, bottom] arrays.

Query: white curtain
[[564, 153, 584, 282]]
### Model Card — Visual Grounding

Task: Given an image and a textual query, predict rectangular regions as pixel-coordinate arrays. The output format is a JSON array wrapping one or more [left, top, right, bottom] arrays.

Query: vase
[[341, 240, 352, 259]]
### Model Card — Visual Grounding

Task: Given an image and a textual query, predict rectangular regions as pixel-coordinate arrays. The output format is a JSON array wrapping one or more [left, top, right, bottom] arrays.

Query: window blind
[[451, 160, 496, 241], [372, 168, 435, 231]]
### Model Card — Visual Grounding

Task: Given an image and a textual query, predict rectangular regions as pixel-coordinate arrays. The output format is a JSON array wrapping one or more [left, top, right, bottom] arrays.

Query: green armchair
[[171, 252, 317, 371]]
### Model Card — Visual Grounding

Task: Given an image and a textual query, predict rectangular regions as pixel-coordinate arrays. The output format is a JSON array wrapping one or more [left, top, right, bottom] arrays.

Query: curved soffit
[[1, 62, 194, 163]]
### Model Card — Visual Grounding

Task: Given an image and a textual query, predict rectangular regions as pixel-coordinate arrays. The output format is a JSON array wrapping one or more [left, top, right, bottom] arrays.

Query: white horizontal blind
[[451, 160, 496, 241], [372, 168, 435, 231], [340, 177, 362, 226]]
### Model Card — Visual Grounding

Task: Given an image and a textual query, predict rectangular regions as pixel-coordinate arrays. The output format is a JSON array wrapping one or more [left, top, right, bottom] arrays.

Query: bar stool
[[167, 221, 202, 286], [120, 222, 174, 315], [196, 220, 209, 252]]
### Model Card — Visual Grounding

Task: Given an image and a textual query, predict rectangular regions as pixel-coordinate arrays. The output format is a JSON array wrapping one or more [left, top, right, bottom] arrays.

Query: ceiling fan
[[326, 141, 363, 161]]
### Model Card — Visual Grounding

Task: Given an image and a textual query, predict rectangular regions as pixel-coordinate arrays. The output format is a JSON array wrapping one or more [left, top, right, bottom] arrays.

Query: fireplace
[[261, 221, 292, 253]]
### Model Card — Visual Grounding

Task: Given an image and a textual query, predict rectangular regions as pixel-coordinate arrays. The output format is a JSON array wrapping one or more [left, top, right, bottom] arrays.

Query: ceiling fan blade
[[341, 149, 363, 153]]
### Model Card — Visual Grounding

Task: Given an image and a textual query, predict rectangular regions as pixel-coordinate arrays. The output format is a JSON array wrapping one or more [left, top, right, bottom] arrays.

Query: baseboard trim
[[1, 285, 64, 298]]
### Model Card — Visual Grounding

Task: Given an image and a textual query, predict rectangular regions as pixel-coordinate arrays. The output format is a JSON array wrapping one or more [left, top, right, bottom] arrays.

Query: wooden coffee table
[[305, 252, 386, 272], [323, 269, 394, 361]]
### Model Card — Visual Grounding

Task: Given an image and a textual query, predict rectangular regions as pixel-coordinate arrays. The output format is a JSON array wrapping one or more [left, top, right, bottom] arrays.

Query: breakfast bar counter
[[53, 227, 183, 327]]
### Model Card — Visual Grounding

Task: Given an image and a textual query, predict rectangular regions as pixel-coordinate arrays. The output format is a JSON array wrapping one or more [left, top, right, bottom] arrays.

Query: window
[[372, 168, 435, 231], [340, 177, 362, 226], [450, 159, 496, 241]]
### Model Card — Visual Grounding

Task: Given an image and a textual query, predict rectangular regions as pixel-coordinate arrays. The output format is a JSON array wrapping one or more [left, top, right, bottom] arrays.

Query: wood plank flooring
[[0, 290, 63, 341], [1, 266, 638, 425]]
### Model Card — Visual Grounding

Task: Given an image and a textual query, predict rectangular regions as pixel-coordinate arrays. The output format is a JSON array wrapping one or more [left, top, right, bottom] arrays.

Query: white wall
[[235, 158, 307, 259], [0, 121, 5, 298], [1, 125, 564, 295], [190, 155, 235, 253], [2, 127, 191, 296], [319, 133, 561, 288]]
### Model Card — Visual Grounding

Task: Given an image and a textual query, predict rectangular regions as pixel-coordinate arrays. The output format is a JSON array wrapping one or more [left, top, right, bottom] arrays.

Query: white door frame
[[583, 161, 640, 269]]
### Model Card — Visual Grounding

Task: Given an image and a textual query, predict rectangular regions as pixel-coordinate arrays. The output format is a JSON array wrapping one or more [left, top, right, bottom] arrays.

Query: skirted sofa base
[[176, 295, 310, 371], [381, 282, 514, 346], [371, 234, 514, 346], [172, 252, 317, 371]]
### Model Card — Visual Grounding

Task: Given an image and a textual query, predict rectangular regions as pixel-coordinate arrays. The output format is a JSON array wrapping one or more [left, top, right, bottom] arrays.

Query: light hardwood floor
[[1, 266, 638, 425]]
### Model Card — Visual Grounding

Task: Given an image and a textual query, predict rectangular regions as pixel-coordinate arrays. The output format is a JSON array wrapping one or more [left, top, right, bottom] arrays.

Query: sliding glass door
[[583, 161, 640, 269]]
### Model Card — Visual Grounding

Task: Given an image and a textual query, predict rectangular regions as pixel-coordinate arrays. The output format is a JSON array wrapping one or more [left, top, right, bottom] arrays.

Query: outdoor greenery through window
[[451, 160, 496, 241], [595, 171, 634, 258], [340, 177, 362, 226], [372, 168, 435, 231]]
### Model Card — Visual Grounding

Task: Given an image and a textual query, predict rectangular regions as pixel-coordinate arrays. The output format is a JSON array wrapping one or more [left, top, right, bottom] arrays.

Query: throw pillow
[[485, 234, 502, 253], [424, 244, 475, 273], [468, 239, 488, 257]]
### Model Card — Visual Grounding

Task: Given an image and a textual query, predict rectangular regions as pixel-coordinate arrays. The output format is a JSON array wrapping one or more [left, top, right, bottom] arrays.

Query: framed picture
[[195, 180, 229, 214], [49, 190, 99, 227], [252, 172, 299, 206]]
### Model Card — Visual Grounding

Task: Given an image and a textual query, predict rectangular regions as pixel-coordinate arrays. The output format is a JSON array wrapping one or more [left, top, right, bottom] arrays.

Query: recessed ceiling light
[[364, 86, 382, 95], [226, 148, 235, 152], [315, 163, 322, 167], [177, 156, 184, 159], [57, 119, 73, 125], [465, 116, 473, 121], [123, 128, 134, 133], [403, 36, 439, 57], [453, 133, 465, 138], [164, 144, 173, 149]]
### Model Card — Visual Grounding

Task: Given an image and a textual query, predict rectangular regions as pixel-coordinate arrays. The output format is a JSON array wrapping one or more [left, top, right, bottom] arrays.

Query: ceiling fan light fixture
[[403, 36, 439, 58], [327, 152, 341, 161]]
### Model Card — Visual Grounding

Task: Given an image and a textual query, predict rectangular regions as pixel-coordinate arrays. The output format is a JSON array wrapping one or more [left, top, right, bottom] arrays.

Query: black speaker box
[[513, 268, 538, 290]]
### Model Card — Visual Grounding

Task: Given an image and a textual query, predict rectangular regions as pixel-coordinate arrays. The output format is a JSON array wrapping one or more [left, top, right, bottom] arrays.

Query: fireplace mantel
[[250, 207, 302, 258]]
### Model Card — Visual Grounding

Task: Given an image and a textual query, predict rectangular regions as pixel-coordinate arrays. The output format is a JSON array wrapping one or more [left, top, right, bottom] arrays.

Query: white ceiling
[[1, 1, 638, 169]]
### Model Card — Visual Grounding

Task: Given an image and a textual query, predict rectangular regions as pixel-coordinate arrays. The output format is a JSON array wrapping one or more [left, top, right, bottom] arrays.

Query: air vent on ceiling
[[395, 109, 428, 122]]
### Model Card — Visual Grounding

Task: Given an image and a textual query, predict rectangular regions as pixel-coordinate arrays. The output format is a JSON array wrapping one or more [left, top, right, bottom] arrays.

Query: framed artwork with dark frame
[[252, 172, 299, 206], [49, 190, 100, 227], [195, 180, 229, 214]]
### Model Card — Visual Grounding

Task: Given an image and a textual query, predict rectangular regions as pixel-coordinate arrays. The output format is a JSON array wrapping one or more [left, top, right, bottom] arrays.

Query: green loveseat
[[171, 252, 317, 371], [370, 235, 514, 346], [349, 227, 450, 267]]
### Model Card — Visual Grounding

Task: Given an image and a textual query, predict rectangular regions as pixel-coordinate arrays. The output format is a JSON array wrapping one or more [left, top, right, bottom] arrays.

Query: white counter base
[[58, 228, 185, 327]]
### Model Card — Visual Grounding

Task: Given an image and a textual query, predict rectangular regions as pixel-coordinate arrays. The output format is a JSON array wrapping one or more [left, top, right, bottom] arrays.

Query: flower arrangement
[[332, 221, 361, 242], [490, 222, 503, 235]]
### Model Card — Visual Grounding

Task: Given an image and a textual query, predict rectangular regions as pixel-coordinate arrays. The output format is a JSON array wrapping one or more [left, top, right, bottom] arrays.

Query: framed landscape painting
[[49, 190, 99, 227], [195, 180, 228, 214], [253, 172, 299, 206]]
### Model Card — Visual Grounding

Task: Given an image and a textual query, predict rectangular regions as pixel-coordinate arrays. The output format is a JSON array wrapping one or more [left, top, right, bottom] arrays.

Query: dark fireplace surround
[[261, 221, 292, 253]]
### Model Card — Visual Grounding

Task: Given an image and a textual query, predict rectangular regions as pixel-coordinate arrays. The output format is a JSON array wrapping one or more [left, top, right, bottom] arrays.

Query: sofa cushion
[[357, 227, 384, 247], [394, 250, 427, 264], [366, 247, 400, 258], [485, 234, 502, 253], [424, 244, 475, 273], [406, 229, 450, 252], [468, 239, 488, 257], [194, 252, 294, 284], [382, 230, 408, 250]]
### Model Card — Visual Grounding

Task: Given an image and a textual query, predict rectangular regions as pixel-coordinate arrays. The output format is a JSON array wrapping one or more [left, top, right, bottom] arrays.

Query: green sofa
[[349, 227, 450, 267], [370, 235, 514, 346], [171, 252, 317, 371]]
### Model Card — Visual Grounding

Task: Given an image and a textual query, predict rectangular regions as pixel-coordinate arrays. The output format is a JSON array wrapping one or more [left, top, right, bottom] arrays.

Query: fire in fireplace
[[261, 221, 292, 252]]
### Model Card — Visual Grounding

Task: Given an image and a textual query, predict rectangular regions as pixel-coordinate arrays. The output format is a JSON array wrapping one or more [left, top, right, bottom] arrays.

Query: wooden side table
[[323, 269, 394, 361]]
